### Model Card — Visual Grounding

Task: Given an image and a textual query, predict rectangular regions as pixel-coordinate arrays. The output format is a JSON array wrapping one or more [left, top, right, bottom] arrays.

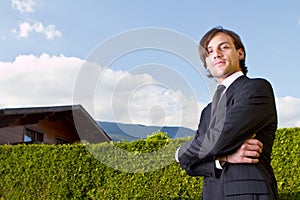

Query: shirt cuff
[[215, 159, 223, 169], [175, 147, 180, 162]]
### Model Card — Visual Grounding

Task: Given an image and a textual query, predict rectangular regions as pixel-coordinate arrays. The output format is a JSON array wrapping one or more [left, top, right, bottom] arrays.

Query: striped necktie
[[211, 84, 226, 114]]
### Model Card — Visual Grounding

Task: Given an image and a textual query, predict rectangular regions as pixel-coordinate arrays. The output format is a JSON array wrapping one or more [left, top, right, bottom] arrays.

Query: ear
[[237, 49, 245, 60]]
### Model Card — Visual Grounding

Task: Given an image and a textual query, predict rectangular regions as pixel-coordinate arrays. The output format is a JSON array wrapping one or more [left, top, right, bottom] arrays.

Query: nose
[[213, 49, 222, 59]]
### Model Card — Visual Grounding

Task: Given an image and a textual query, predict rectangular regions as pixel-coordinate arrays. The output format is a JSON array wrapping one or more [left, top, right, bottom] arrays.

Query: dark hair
[[199, 26, 248, 75]]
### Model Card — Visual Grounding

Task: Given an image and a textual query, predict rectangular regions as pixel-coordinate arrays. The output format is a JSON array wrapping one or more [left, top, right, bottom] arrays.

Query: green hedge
[[270, 128, 300, 199], [0, 128, 299, 199]]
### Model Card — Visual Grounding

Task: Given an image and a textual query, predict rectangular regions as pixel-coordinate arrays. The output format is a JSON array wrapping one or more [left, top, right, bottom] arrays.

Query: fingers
[[250, 133, 256, 139], [241, 141, 263, 153], [226, 133, 264, 164], [243, 136, 263, 153], [242, 157, 259, 164], [227, 152, 260, 164], [248, 133, 263, 146], [246, 138, 263, 147], [227, 135, 263, 164], [242, 148, 261, 158]]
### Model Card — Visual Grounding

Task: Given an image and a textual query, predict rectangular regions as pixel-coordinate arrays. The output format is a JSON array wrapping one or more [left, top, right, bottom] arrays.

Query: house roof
[[0, 105, 111, 143]]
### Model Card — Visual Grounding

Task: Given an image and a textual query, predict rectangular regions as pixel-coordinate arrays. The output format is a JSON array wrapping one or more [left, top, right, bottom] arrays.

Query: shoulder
[[248, 77, 273, 90], [229, 76, 275, 97], [200, 104, 211, 117], [239, 77, 275, 97], [250, 77, 271, 84], [235, 76, 273, 88]]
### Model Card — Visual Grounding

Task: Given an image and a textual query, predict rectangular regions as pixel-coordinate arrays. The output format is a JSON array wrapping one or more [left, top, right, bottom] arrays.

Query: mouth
[[214, 60, 226, 66]]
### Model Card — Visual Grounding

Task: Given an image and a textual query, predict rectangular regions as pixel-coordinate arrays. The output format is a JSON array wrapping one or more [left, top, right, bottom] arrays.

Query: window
[[56, 138, 70, 145], [24, 128, 44, 143]]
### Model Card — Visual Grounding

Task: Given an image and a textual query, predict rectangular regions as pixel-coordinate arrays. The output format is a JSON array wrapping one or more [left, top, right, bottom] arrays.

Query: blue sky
[[1, 0, 300, 129]]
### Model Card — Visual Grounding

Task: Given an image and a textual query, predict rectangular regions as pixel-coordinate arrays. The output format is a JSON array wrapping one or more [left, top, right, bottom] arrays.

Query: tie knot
[[217, 84, 226, 92]]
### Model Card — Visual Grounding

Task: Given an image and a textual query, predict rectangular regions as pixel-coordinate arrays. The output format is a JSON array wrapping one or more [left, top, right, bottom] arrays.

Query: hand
[[228, 134, 263, 163], [218, 134, 263, 164]]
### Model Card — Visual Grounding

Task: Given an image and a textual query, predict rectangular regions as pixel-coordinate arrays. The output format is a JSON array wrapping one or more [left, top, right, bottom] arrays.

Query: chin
[[213, 72, 225, 78]]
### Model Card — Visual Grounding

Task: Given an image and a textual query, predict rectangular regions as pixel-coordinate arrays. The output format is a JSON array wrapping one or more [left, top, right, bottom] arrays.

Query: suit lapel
[[220, 75, 248, 107]]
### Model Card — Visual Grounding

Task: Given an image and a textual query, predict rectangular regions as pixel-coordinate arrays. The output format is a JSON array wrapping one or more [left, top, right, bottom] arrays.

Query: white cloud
[[1, 54, 299, 130], [11, 1, 61, 40], [0, 54, 82, 108], [0, 54, 202, 129], [276, 96, 300, 128], [13, 21, 62, 40], [11, 0, 35, 13], [91, 65, 202, 129]]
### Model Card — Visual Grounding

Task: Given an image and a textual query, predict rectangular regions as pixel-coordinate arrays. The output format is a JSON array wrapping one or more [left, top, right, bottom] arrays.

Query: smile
[[214, 60, 225, 66]]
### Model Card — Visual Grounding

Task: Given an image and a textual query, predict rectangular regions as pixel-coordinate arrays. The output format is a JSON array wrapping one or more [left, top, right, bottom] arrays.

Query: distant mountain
[[98, 121, 195, 142]]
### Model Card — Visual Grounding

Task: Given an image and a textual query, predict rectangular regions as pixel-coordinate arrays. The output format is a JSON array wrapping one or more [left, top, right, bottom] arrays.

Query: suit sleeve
[[178, 104, 220, 177], [178, 78, 277, 169]]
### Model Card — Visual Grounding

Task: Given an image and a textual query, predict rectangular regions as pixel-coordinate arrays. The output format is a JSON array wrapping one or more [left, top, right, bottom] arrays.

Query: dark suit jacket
[[178, 75, 278, 200]]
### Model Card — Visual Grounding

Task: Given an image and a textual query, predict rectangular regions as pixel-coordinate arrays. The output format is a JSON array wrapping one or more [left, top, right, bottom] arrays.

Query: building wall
[[0, 119, 80, 145], [0, 126, 24, 144], [34, 120, 79, 144]]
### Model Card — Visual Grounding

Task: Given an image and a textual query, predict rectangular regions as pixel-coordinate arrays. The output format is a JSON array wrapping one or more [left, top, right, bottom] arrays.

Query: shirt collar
[[220, 71, 244, 89]]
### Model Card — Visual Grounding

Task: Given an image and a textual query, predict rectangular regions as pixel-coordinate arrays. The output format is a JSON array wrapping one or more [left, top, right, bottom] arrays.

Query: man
[[176, 27, 278, 199]]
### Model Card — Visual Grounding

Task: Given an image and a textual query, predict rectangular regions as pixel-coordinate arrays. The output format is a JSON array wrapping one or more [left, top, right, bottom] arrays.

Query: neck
[[216, 70, 242, 83]]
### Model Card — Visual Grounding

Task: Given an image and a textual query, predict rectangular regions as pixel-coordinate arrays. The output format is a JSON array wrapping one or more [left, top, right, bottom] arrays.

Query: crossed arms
[[177, 78, 276, 177]]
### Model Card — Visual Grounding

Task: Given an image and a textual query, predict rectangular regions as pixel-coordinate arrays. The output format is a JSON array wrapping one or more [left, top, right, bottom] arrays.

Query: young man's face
[[205, 32, 244, 83]]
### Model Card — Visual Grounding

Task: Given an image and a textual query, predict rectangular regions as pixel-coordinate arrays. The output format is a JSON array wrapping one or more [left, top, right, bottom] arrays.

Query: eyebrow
[[207, 41, 231, 49]]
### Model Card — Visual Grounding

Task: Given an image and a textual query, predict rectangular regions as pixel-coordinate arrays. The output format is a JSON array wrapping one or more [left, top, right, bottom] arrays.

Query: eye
[[206, 48, 213, 54], [220, 44, 230, 50]]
